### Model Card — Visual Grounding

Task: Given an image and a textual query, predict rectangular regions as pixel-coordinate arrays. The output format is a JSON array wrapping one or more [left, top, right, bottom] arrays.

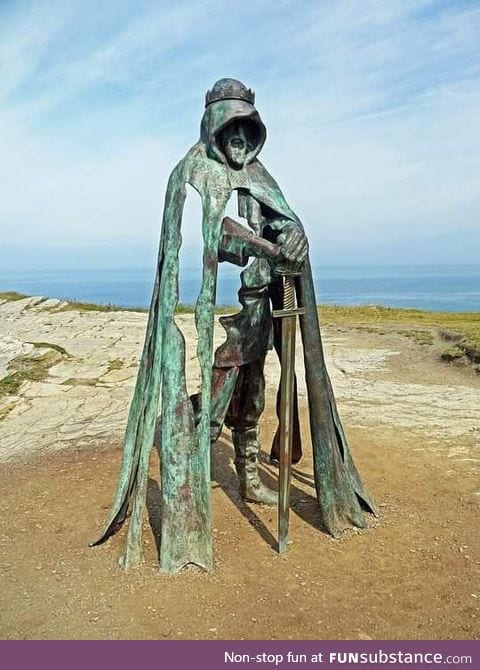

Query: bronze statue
[[93, 78, 376, 573]]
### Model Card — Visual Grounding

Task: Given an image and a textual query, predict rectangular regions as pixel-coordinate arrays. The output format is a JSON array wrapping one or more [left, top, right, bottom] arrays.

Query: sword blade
[[278, 313, 297, 554]]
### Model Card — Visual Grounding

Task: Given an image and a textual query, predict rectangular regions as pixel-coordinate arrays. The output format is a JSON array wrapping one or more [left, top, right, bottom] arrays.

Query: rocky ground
[[0, 295, 479, 639]]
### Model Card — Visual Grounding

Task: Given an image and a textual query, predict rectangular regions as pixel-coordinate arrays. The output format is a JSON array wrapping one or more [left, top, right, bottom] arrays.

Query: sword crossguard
[[272, 275, 306, 319]]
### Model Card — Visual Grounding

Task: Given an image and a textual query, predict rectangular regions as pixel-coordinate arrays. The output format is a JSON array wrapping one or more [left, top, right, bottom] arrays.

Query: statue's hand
[[277, 228, 309, 264], [270, 229, 308, 276]]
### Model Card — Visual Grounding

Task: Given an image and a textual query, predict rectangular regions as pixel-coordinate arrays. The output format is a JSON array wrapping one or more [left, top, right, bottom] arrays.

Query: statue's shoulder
[[176, 142, 229, 197], [166, 144, 200, 182], [247, 158, 277, 185]]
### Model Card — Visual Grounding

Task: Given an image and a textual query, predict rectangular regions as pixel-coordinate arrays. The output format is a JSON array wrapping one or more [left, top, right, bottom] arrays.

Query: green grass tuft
[[0, 374, 23, 396], [0, 362, 49, 397], [0, 291, 28, 302], [0, 348, 69, 399], [56, 299, 148, 313], [441, 346, 465, 361]]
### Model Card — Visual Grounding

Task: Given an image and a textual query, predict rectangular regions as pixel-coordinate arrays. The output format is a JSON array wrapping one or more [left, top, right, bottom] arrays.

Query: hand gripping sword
[[272, 273, 306, 554]]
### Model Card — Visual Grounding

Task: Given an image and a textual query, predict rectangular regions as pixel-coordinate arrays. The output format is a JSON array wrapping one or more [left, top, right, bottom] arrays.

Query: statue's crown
[[205, 78, 255, 107]]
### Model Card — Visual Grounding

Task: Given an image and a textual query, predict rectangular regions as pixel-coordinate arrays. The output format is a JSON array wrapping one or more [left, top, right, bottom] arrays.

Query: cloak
[[93, 96, 376, 573]]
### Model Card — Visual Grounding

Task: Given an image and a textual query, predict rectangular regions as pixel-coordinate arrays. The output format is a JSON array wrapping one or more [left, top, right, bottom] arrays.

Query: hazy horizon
[[2, 261, 480, 273], [2, 263, 479, 313]]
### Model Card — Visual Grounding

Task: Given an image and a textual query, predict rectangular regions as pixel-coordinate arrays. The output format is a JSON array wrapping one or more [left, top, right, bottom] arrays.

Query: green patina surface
[[92, 85, 378, 573]]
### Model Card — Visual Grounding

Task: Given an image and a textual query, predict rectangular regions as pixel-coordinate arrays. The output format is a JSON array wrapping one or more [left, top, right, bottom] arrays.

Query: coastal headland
[[0, 293, 479, 639]]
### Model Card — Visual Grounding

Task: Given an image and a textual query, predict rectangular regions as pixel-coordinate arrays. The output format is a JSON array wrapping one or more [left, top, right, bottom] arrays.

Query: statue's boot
[[232, 427, 277, 505]]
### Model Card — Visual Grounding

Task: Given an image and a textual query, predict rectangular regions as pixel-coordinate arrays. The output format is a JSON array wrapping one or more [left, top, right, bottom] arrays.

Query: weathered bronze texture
[[92, 77, 377, 573]]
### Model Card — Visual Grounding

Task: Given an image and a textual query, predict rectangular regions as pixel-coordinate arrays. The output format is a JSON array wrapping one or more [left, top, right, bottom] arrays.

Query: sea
[[1, 264, 479, 313]]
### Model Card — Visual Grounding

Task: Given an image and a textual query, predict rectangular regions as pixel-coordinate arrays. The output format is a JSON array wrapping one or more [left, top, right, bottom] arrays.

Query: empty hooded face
[[219, 121, 250, 169]]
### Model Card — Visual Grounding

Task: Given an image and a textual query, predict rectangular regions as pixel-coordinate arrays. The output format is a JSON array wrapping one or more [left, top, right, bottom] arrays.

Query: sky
[[0, 0, 479, 270]]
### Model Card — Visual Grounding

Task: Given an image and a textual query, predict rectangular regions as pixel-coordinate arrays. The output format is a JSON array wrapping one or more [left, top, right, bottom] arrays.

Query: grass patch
[[175, 303, 195, 314], [176, 303, 238, 315], [318, 303, 479, 327], [318, 304, 480, 367], [0, 348, 67, 399], [56, 299, 148, 313], [0, 359, 50, 397], [395, 329, 434, 346], [56, 300, 235, 315], [0, 374, 24, 396], [0, 291, 28, 302], [437, 326, 480, 366], [445, 341, 480, 365], [441, 346, 465, 362]]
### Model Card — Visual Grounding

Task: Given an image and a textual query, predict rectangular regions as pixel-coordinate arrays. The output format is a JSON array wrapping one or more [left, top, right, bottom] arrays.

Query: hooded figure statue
[[92, 78, 376, 573]]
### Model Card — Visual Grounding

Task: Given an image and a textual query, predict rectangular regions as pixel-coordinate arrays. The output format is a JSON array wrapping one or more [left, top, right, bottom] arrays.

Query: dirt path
[[0, 297, 479, 639]]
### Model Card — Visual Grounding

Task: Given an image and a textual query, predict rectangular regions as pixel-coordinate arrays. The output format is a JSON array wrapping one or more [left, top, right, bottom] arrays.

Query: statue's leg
[[225, 358, 277, 505]]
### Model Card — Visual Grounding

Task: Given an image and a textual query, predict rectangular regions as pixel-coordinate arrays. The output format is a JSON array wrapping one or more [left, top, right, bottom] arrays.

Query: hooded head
[[200, 78, 266, 168]]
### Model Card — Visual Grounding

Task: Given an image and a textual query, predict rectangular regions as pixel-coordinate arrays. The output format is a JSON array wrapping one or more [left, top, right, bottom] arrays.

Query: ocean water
[[1, 264, 479, 313]]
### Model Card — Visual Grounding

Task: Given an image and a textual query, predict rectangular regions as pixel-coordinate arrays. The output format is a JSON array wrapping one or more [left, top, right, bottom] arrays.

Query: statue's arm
[[218, 216, 280, 266], [218, 216, 306, 277]]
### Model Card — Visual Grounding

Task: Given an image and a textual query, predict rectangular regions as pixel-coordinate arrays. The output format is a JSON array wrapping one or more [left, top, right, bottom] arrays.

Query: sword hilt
[[272, 276, 306, 319], [283, 275, 296, 310]]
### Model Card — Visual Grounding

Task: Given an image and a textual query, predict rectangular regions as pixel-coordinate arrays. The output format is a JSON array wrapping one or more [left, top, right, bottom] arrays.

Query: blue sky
[[0, 0, 479, 270]]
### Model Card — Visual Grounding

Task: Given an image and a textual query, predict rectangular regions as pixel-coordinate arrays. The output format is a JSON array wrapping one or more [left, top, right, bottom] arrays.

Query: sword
[[272, 273, 305, 554]]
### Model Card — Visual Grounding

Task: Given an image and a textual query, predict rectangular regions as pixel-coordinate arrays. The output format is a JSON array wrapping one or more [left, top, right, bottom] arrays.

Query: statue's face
[[220, 122, 249, 169]]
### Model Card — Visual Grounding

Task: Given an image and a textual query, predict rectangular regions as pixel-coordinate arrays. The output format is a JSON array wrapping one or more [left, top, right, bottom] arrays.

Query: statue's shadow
[[210, 436, 277, 550], [145, 433, 324, 557], [146, 475, 162, 558], [213, 437, 328, 544]]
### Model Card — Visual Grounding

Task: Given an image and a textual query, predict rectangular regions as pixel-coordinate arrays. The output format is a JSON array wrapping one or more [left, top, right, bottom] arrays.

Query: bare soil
[[1, 426, 479, 639]]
